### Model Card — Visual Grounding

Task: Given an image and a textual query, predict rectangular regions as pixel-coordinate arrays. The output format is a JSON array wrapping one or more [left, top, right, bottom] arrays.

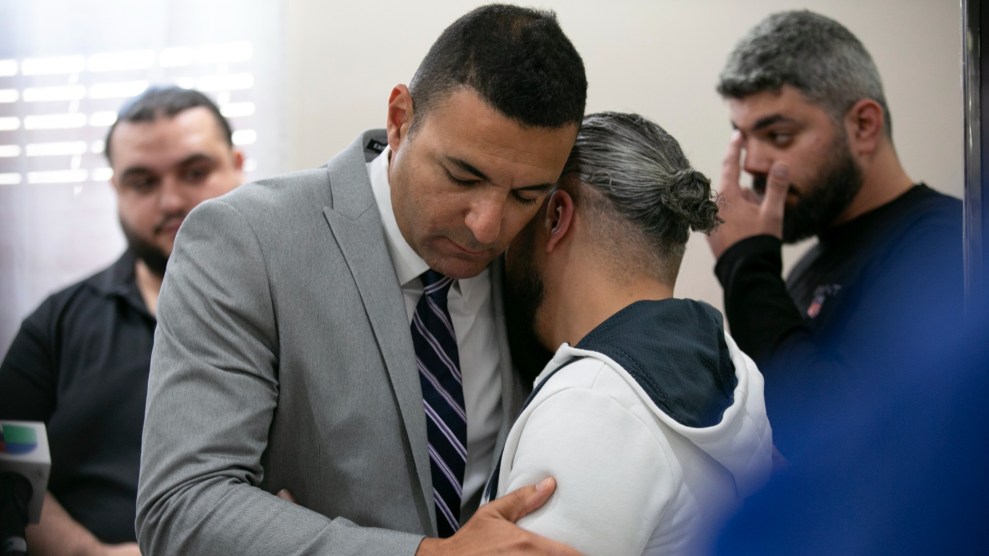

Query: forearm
[[138, 352, 424, 555], [138, 474, 422, 555], [5, 324, 106, 555], [26, 492, 106, 556], [715, 235, 806, 362]]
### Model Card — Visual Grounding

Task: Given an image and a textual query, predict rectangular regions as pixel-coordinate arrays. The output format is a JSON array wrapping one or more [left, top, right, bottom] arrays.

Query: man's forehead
[[110, 109, 230, 173], [112, 107, 227, 151], [728, 87, 822, 128], [418, 118, 575, 188]]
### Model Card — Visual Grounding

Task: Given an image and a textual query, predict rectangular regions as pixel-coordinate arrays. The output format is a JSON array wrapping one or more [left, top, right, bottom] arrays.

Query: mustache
[[752, 174, 767, 195], [450, 233, 495, 253], [153, 214, 186, 235], [750, 174, 796, 198]]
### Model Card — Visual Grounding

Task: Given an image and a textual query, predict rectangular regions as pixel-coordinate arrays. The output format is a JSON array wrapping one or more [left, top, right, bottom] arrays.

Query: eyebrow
[[444, 156, 555, 193], [118, 153, 216, 180], [445, 156, 491, 182], [738, 114, 798, 133], [514, 182, 555, 195]]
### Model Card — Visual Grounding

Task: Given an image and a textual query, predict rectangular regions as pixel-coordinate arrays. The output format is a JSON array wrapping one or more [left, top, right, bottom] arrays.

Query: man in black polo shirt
[[0, 86, 243, 554]]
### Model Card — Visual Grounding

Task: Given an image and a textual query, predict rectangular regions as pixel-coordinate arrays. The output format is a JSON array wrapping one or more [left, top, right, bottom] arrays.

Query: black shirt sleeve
[[0, 299, 58, 421], [714, 235, 806, 361]]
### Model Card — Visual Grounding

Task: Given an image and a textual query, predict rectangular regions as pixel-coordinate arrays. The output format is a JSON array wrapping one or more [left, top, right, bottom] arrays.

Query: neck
[[836, 142, 913, 225], [135, 260, 164, 316], [539, 266, 673, 349]]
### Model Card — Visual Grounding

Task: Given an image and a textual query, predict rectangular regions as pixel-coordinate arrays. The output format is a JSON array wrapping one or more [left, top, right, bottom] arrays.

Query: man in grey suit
[[136, 4, 587, 554]]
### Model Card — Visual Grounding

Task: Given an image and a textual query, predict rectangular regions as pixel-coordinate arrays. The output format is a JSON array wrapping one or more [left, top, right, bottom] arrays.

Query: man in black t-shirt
[[0, 86, 243, 554], [705, 11, 963, 455]]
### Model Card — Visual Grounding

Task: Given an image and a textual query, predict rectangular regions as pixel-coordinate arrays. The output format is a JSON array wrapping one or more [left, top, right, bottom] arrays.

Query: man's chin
[[129, 242, 170, 278], [431, 258, 492, 280], [425, 243, 498, 279], [781, 214, 820, 244]]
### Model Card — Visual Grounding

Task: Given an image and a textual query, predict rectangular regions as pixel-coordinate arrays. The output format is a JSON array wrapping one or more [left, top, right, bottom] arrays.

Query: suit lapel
[[320, 131, 436, 533]]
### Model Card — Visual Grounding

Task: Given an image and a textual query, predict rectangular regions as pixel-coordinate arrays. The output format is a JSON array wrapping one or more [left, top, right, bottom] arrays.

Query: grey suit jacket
[[136, 130, 528, 555]]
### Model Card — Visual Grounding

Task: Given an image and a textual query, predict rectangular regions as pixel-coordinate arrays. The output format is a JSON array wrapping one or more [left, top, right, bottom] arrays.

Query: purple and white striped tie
[[412, 270, 467, 537]]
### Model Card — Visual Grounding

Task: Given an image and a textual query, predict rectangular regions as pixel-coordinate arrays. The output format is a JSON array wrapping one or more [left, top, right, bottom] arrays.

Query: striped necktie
[[412, 269, 467, 537]]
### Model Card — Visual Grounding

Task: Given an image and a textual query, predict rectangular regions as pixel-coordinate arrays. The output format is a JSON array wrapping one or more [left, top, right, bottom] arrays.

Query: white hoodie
[[490, 299, 773, 555]]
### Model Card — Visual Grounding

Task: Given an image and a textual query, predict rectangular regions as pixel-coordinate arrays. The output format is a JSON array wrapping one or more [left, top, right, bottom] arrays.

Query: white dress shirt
[[367, 147, 503, 512]]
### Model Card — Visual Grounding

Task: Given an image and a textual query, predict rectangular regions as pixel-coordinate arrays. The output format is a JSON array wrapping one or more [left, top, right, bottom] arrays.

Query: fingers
[[759, 163, 790, 236], [417, 477, 577, 556], [719, 131, 745, 195], [102, 543, 142, 556], [484, 477, 556, 523], [276, 488, 296, 503]]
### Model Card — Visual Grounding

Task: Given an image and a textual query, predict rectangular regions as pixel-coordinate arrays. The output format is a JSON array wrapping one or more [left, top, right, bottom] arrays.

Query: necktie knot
[[421, 269, 454, 300]]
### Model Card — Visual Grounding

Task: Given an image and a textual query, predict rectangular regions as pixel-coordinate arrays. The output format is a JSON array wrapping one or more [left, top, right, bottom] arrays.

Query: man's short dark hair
[[409, 4, 586, 131], [104, 85, 233, 164]]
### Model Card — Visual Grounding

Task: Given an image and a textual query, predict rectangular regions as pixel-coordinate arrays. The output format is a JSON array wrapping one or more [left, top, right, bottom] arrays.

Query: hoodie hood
[[544, 298, 772, 497], [576, 299, 736, 428]]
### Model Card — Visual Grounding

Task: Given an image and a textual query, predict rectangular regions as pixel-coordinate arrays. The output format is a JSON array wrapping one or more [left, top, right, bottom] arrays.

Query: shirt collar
[[367, 146, 480, 297], [92, 250, 138, 296], [90, 250, 155, 319]]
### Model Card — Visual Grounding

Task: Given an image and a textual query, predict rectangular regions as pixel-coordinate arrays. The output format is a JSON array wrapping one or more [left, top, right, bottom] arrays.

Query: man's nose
[[158, 175, 188, 214], [741, 141, 772, 177], [465, 194, 506, 246]]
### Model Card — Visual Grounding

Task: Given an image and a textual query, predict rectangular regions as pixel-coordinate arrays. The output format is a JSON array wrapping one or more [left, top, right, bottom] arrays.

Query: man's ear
[[232, 149, 245, 172], [845, 98, 884, 156], [544, 189, 575, 253], [386, 85, 414, 152]]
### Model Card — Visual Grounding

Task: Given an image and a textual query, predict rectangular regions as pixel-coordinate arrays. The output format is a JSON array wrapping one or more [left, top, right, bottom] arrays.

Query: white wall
[[282, 0, 963, 309], [0, 0, 283, 353], [0, 0, 963, 353]]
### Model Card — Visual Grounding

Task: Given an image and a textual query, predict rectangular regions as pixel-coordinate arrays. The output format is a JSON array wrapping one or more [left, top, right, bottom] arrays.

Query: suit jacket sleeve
[[136, 198, 424, 555]]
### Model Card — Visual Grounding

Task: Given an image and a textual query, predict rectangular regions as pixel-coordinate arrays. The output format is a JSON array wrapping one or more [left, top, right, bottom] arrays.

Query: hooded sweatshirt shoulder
[[495, 299, 772, 556], [576, 299, 736, 428]]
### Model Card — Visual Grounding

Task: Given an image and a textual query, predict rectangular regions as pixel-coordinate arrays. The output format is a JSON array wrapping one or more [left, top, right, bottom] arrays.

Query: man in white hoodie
[[488, 112, 773, 555]]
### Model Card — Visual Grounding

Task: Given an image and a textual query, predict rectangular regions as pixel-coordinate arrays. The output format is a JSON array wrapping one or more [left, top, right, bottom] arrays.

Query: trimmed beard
[[757, 132, 864, 243], [504, 223, 551, 384], [120, 216, 169, 278]]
